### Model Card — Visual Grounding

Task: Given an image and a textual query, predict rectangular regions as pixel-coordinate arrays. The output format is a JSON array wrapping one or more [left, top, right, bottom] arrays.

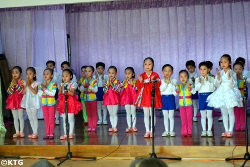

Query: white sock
[[169, 110, 174, 132], [207, 110, 213, 131], [12, 109, 19, 133], [193, 100, 198, 117], [200, 110, 207, 131], [163, 110, 169, 132], [125, 105, 132, 128], [62, 113, 75, 135], [221, 107, 229, 132], [143, 107, 150, 132], [97, 101, 103, 122], [228, 108, 235, 132], [131, 105, 136, 128]]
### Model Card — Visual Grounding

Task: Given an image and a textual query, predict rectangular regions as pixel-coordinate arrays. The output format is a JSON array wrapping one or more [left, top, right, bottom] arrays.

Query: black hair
[[221, 54, 232, 69], [144, 57, 154, 70], [44, 68, 54, 75], [87, 66, 95, 72], [108, 66, 117, 73], [233, 62, 244, 69], [12, 66, 22, 74], [81, 65, 87, 70], [235, 57, 246, 66], [199, 61, 208, 69], [186, 60, 196, 68], [61, 61, 70, 68], [62, 69, 73, 80], [96, 62, 105, 69], [46, 60, 56, 66], [162, 64, 173, 71], [179, 70, 189, 79], [206, 61, 213, 69], [26, 67, 37, 81], [125, 67, 135, 78]]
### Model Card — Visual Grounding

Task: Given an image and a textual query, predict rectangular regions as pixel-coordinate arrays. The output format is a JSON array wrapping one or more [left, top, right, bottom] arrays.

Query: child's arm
[[136, 74, 144, 89], [195, 77, 202, 92], [112, 80, 121, 93], [175, 84, 180, 94], [88, 80, 98, 93], [28, 82, 38, 95], [188, 83, 196, 94], [7, 81, 15, 95], [16, 80, 24, 94], [68, 88, 75, 96], [159, 80, 167, 93], [171, 79, 178, 96], [103, 81, 109, 93]]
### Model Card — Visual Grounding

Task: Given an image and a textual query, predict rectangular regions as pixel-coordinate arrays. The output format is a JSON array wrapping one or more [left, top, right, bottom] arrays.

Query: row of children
[[5, 54, 248, 140]]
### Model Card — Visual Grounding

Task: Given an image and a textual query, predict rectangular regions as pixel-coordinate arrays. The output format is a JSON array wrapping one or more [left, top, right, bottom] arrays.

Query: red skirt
[[6, 91, 23, 110], [57, 93, 83, 115], [120, 87, 137, 106], [103, 87, 120, 106]]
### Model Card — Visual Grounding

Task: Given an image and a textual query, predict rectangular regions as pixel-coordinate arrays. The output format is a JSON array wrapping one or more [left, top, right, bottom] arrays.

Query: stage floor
[[1, 110, 249, 146]]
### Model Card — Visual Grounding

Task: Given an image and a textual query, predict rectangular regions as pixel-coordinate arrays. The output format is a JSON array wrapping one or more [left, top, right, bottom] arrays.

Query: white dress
[[207, 69, 243, 109], [21, 81, 40, 110]]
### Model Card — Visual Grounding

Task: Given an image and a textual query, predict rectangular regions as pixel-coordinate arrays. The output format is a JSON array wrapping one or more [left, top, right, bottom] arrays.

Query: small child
[[176, 70, 196, 137], [57, 69, 83, 139], [60, 61, 77, 83], [6, 66, 25, 138], [206, 61, 215, 78], [21, 67, 40, 139], [186, 60, 199, 122], [160, 64, 177, 137], [235, 57, 249, 78], [80, 66, 98, 132], [93, 62, 109, 125], [120, 67, 137, 133], [103, 66, 121, 132], [38, 68, 57, 139], [195, 62, 215, 137], [79, 65, 88, 126]]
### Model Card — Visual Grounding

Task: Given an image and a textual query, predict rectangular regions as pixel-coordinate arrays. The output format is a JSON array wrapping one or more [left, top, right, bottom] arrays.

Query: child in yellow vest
[[79, 65, 88, 126], [176, 70, 196, 137]]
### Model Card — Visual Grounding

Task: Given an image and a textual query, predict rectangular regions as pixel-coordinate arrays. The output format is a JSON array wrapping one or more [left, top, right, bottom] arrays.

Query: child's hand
[[59, 84, 62, 91], [191, 77, 195, 83], [119, 82, 124, 88], [167, 77, 171, 84], [187, 83, 191, 90], [40, 84, 45, 90], [137, 75, 143, 82], [26, 80, 30, 87], [216, 68, 221, 80], [12, 79, 17, 86], [205, 75, 208, 81], [176, 84, 180, 92], [228, 71, 231, 80], [199, 77, 202, 83]]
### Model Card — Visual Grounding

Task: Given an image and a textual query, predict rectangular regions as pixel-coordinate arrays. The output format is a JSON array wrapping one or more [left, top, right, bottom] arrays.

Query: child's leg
[[48, 106, 56, 135], [85, 101, 92, 129], [55, 110, 60, 124], [221, 107, 229, 132], [31, 109, 38, 134], [162, 110, 169, 132], [88, 101, 97, 129], [81, 100, 88, 123], [186, 106, 193, 135], [107, 105, 114, 127], [26, 109, 34, 134], [97, 101, 103, 123], [17, 109, 24, 133], [149, 107, 156, 132], [228, 108, 235, 132], [240, 107, 245, 130], [207, 110, 213, 131], [234, 107, 240, 131], [200, 110, 207, 131], [169, 110, 175, 132], [131, 105, 136, 128], [143, 107, 150, 132], [125, 105, 132, 128], [11, 109, 19, 133], [193, 99, 198, 120], [102, 104, 108, 123], [112, 105, 118, 128], [68, 113, 75, 135], [179, 107, 187, 136], [42, 106, 50, 135]]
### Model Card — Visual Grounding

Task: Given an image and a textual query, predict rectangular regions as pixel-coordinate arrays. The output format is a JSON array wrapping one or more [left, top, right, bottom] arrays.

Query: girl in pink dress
[[120, 67, 137, 133], [6, 66, 25, 138], [103, 66, 121, 133]]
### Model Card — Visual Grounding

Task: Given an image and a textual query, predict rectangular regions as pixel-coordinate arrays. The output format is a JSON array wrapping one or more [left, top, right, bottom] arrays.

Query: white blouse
[[195, 75, 215, 93], [160, 78, 178, 96]]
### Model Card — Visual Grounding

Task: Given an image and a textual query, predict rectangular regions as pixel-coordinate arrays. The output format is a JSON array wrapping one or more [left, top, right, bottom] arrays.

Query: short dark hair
[[162, 64, 173, 71], [62, 69, 73, 79], [206, 61, 213, 69], [61, 61, 70, 68], [199, 61, 208, 69], [125, 67, 135, 78], [26, 67, 37, 81], [81, 65, 87, 70], [44, 68, 54, 75], [108, 66, 117, 73], [12, 66, 22, 74], [235, 57, 246, 66], [233, 62, 244, 69], [87, 66, 95, 72], [186, 60, 196, 68], [46, 60, 56, 66], [179, 70, 189, 79], [96, 62, 105, 69]]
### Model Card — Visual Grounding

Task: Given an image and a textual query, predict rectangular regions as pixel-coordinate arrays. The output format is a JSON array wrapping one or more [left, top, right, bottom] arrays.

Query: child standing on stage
[[79, 65, 88, 126], [120, 67, 137, 133], [160, 64, 177, 137], [186, 60, 199, 122], [207, 54, 242, 137], [176, 70, 196, 137], [38, 68, 57, 139], [80, 66, 98, 132], [21, 67, 40, 139], [233, 62, 249, 131], [195, 62, 215, 137], [57, 69, 82, 140], [135, 57, 162, 138], [6, 66, 25, 138], [103, 66, 121, 132], [94, 62, 109, 125]]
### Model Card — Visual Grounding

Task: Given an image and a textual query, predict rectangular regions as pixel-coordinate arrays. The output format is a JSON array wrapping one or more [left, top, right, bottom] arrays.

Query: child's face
[[43, 70, 53, 81], [199, 66, 208, 77], [46, 63, 55, 70], [96, 66, 105, 75], [108, 68, 117, 80], [125, 69, 134, 80], [179, 72, 188, 84], [81, 68, 86, 78], [61, 64, 70, 71], [234, 64, 243, 76], [62, 72, 72, 83], [12, 69, 21, 80], [26, 70, 35, 81], [162, 67, 173, 78], [144, 60, 153, 72], [220, 57, 231, 70], [86, 67, 94, 78], [186, 65, 195, 74]]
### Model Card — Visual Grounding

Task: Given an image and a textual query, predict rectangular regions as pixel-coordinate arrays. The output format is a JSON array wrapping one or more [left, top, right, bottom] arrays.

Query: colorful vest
[[79, 77, 85, 100], [7, 79, 24, 95], [40, 81, 57, 106], [237, 79, 244, 97], [208, 73, 215, 78], [122, 78, 137, 90], [176, 83, 194, 107], [104, 78, 121, 93], [82, 78, 98, 101]]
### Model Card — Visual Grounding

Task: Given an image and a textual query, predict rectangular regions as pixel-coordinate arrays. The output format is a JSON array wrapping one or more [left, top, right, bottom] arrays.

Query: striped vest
[[41, 81, 57, 106], [176, 83, 194, 107]]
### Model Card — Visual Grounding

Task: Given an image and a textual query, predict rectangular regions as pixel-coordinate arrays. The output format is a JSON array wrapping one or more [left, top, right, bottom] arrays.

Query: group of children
[[5, 54, 249, 140]]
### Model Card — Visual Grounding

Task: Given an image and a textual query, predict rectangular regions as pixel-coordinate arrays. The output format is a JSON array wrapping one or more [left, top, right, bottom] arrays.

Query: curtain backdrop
[[66, 0, 250, 81]]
